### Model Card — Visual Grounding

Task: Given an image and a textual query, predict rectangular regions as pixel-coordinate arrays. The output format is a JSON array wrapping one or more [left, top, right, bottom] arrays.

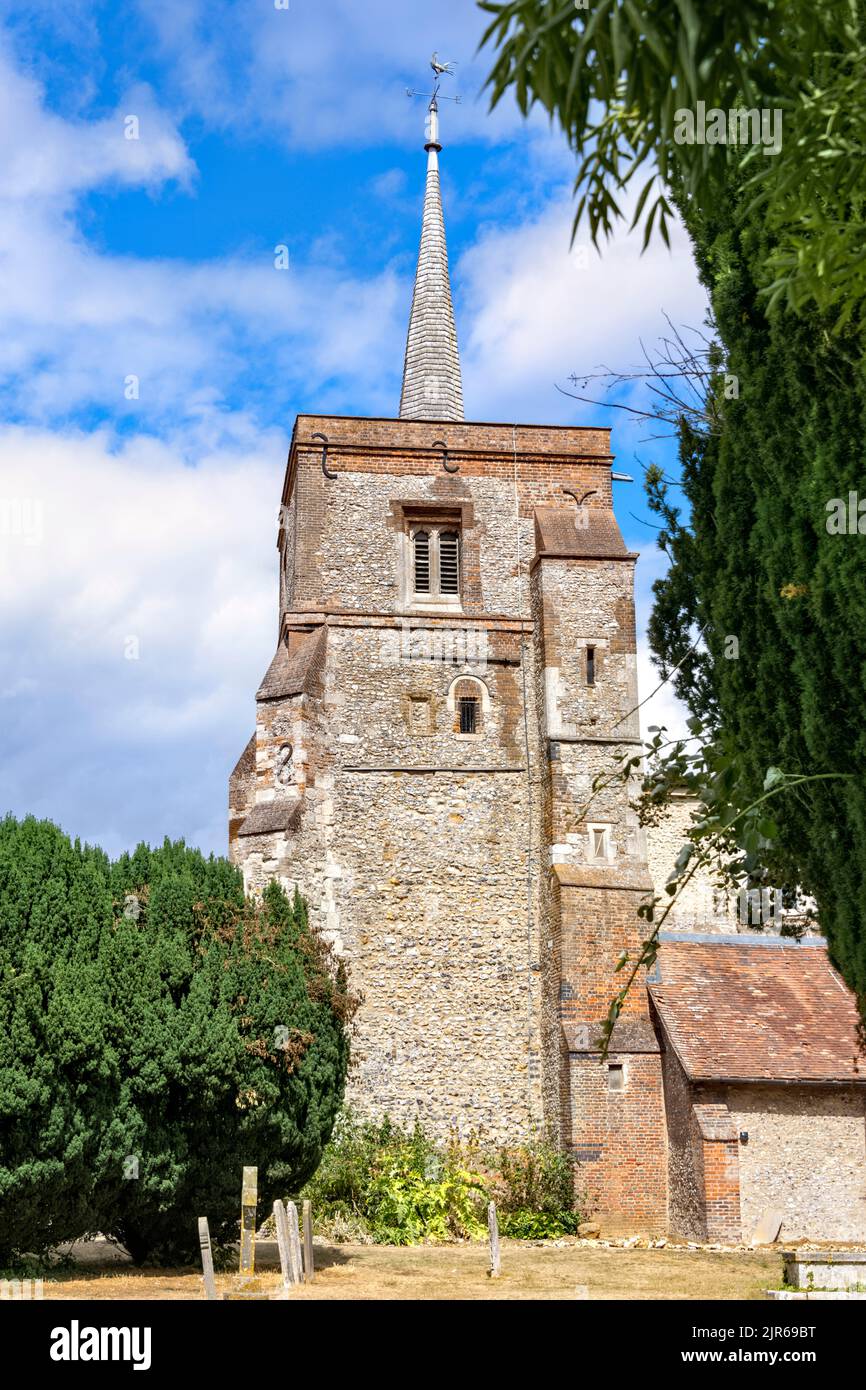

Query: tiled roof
[[237, 800, 302, 838], [533, 507, 634, 560], [230, 733, 256, 784], [563, 1018, 660, 1054], [648, 937, 864, 1083], [257, 628, 326, 702]]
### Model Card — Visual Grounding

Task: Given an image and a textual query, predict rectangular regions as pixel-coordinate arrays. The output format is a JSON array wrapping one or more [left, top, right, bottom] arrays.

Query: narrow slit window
[[589, 826, 609, 861], [413, 530, 430, 593], [439, 531, 460, 595], [459, 697, 478, 734], [586, 645, 596, 686]]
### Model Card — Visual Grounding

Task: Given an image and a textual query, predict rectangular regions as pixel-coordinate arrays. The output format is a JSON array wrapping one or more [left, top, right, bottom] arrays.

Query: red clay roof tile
[[648, 937, 864, 1083]]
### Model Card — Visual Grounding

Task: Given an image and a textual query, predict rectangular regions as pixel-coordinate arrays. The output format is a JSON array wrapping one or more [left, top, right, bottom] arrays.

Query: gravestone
[[198, 1217, 218, 1301], [240, 1166, 258, 1275]]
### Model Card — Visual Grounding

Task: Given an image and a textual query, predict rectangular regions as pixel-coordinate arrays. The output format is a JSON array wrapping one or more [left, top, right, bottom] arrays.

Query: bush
[[301, 1113, 488, 1244], [490, 1136, 582, 1239], [301, 1112, 582, 1244], [0, 816, 354, 1266]]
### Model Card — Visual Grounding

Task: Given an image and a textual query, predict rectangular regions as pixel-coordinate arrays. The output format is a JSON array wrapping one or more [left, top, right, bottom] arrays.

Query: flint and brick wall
[[660, 1028, 866, 1243], [728, 1083, 866, 1242], [660, 1042, 741, 1242], [235, 417, 618, 1143], [233, 413, 668, 1215], [530, 517, 667, 1229]]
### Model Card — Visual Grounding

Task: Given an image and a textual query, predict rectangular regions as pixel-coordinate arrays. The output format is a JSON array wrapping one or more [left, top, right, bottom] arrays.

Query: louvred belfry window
[[409, 522, 462, 601], [439, 531, 460, 595], [414, 530, 431, 593]]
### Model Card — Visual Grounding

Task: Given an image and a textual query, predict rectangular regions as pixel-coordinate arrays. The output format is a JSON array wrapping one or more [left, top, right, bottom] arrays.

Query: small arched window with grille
[[452, 677, 484, 736]]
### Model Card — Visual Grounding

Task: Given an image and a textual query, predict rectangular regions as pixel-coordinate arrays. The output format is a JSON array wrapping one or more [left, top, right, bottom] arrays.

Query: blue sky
[[0, 0, 706, 856]]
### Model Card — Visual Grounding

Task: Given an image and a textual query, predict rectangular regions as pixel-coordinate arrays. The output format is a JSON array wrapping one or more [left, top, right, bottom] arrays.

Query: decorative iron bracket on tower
[[312, 432, 337, 480], [433, 439, 458, 473]]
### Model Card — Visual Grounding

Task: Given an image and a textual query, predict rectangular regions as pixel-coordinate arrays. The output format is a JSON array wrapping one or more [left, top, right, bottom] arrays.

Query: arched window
[[413, 529, 431, 593], [439, 531, 460, 595], [452, 677, 486, 736], [459, 694, 478, 734]]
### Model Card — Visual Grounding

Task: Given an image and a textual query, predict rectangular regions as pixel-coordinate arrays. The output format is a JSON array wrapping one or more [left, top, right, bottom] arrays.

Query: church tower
[[228, 72, 667, 1232]]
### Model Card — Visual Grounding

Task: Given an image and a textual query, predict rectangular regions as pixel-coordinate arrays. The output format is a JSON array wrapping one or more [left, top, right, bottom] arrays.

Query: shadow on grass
[[43, 1236, 354, 1285]]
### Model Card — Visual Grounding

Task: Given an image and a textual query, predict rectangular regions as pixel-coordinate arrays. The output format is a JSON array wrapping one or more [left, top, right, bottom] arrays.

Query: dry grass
[[42, 1239, 781, 1301]]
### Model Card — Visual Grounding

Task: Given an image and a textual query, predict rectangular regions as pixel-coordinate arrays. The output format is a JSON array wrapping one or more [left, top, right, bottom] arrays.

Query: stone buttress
[[530, 502, 668, 1232]]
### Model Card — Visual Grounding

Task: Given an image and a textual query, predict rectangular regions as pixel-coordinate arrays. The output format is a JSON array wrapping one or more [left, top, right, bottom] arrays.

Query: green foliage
[[642, 168, 866, 1020], [301, 1113, 488, 1243], [0, 816, 353, 1266], [365, 1146, 488, 1245], [497, 1209, 574, 1240], [301, 1112, 581, 1243], [491, 1136, 581, 1239], [480, 0, 866, 330]]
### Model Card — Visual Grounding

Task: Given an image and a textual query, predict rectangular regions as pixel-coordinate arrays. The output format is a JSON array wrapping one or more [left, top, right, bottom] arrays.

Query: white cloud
[[0, 422, 281, 854], [0, 49, 193, 200], [136, 0, 543, 150], [457, 188, 709, 427], [0, 41, 411, 426], [0, 20, 705, 858]]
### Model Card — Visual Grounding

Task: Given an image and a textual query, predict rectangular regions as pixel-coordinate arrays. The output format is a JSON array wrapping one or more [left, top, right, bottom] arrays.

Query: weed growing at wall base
[[299, 1111, 583, 1244]]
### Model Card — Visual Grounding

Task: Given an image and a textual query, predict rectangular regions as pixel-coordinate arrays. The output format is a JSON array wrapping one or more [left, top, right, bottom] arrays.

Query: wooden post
[[273, 1201, 293, 1288], [302, 1199, 314, 1283], [198, 1217, 218, 1301], [487, 1201, 501, 1279], [240, 1166, 258, 1276], [287, 1201, 303, 1285]]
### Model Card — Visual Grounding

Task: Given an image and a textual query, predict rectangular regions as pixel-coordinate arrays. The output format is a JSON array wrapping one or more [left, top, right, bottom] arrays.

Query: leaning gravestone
[[302, 1200, 315, 1283], [287, 1202, 304, 1284], [197, 1218, 218, 1301], [487, 1201, 501, 1279], [273, 1200, 300, 1287]]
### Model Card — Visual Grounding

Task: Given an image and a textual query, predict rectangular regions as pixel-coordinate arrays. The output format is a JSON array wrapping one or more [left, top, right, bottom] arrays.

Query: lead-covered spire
[[399, 84, 464, 422]]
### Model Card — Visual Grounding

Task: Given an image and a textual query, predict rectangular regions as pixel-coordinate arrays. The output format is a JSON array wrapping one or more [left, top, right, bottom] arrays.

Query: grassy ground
[[42, 1239, 781, 1301]]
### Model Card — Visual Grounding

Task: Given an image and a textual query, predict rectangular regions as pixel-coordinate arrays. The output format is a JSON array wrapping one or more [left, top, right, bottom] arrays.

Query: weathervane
[[407, 52, 460, 148]]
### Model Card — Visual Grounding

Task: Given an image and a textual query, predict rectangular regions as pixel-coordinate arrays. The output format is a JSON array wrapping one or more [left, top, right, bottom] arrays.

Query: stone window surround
[[607, 1061, 626, 1092], [404, 692, 434, 736], [586, 822, 613, 863], [389, 499, 475, 614]]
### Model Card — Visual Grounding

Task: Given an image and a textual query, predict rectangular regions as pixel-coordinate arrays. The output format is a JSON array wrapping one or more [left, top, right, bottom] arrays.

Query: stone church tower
[[228, 90, 669, 1231]]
